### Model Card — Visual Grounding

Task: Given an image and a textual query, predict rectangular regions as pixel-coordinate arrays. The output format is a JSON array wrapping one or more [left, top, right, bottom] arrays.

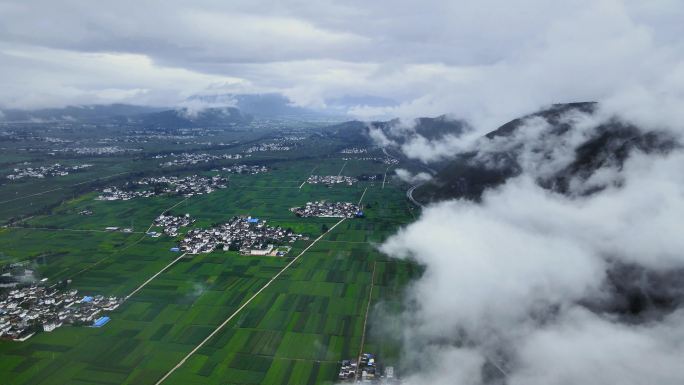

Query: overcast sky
[[1, 0, 683, 129]]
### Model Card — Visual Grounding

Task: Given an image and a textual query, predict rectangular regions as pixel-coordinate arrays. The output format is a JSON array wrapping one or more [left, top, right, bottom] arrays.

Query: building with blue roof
[[92, 316, 110, 327]]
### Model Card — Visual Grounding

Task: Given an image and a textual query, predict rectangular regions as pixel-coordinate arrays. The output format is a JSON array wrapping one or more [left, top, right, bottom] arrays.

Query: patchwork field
[[0, 156, 419, 385]]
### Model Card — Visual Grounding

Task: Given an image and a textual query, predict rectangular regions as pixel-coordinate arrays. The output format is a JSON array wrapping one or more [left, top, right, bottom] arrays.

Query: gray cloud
[[394, 169, 433, 184], [510, 307, 684, 385], [377, 108, 684, 383], [1, 0, 683, 130]]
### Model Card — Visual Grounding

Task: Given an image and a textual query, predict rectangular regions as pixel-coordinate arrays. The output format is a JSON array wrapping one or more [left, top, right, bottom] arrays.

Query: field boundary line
[[382, 165, 392, 189], [0, 171, 131, 205], [299, 165, 318, 189], [154, 217, 347, 385], [358, 187, 368, 206], [65, 196, 191, 279], [5, 226, 146, 234], [124, 252, 187, 302], [354, 261, 377, 382], [337, 161, 347, 176], [142, 196, 191, 235]]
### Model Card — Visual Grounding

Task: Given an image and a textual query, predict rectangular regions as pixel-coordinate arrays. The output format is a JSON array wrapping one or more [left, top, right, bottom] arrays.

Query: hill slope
[[414, 103, 677, 203]]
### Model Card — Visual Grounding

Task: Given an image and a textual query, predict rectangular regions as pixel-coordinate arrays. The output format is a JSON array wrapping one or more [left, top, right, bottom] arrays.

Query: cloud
[[510, 307, 684, 385], [394, 169, 433, 184], [0, 0, 683, 127], [398, 134, 476, 164], [378, 109, 684, 383], [176, 95, 238, 118], [0, 44, 249, 108], [366, 116, 478, 163]]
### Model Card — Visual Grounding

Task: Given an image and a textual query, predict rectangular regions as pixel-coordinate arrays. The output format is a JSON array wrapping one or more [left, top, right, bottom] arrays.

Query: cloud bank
[[378, 108, 684, 383], [394, 169, 433, 184], [1, 0, 683, 130]]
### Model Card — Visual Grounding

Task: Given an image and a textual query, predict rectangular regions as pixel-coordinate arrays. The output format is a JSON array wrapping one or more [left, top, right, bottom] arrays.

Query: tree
[[321, 224, 329, 233]]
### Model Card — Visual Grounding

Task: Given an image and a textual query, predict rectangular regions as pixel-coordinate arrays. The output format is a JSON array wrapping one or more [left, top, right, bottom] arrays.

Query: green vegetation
[[0, 127, 418, 384]]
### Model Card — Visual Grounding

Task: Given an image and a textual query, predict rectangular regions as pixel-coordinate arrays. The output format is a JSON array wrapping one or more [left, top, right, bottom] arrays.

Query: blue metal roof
[[92, 316, 110, 327]]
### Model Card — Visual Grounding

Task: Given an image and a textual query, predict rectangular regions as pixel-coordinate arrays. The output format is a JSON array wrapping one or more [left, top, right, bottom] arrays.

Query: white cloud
[[378, 111, 684, 383], [0, 44, 249, 108], [511, 307, 684, 385], [0, 0, 682, 129], [394, 169, 433, 184]]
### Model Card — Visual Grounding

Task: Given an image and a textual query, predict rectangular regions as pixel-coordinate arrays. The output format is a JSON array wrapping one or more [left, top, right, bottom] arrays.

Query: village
[[158, 152, 243, 167], [179, 216, 304, 255], [220, 164, 269, 175], [54, 146, 141, 155], [291, 201, 363, 218], [96, 175, 228, 201], [306, 175, 358, 186], [152, 213, 195, 237], [342, 156, 399, 165], [340, 147, 368, 154], [0, 284, 122, 341], [338, 353, 394, 383], [6, 163, 92, 180], [244, 142, 292, 153]]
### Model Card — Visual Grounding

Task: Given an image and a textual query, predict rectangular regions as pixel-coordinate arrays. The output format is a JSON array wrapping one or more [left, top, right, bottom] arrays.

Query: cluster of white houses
[[0, 284, 121, 341], [281, 135, 306, 141], [96, 175, 228, 201], [55, 146, 140, 155], [6, 163, 92, 180], [340, 147, 368, 154], [221, 164, 269, 174], [339, 353, 393, 383], [179, 216, 304, 255], [244, 142, 292, 153], [158, 152, 243, 167], [306, 175, 358, 186], [153, 213, 194, 237], [97, 186, 155, 201], [342, 156, 399, 165], [291, 201, 363, 218]]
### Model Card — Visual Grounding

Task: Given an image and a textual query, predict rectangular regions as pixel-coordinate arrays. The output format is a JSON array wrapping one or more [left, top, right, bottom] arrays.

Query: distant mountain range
[[0, 93, 399, 124], [187, 93, 318, 118], [134, 107, 252, 128], [0, 104, 253, 129], [0, 104, 166, 122], [189, 93, 397, 118]]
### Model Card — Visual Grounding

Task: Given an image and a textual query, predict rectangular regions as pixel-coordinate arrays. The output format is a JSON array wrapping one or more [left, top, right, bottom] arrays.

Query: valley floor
[[0, 157, 419, 385]]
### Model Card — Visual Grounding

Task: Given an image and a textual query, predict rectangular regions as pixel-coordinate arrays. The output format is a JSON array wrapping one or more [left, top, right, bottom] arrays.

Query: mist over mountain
[[0, 92, 351, 124], [186, 93, 320, 118], [188, 93, 398, 119], [373, 102, 684, 385], [324, 115, 470, 157], [135, 107, 252, 129], [412, 102, 677, 203], [0, 104, 166, 122]]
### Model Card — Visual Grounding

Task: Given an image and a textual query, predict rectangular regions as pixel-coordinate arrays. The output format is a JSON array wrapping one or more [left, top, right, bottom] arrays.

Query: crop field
[[0, 157, 152, 223], [0, 152, 419, 385]]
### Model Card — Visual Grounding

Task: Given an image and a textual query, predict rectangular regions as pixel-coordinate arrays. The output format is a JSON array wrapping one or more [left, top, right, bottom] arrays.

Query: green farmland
[[0, 154, 420, 385]]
